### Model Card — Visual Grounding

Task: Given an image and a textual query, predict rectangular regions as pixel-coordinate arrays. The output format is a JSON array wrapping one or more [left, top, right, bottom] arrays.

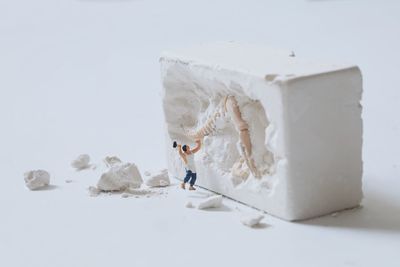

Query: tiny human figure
[[173, 139, 202, 190]]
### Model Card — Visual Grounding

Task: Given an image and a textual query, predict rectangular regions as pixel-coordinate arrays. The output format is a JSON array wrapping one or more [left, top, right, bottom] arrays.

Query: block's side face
[[284, 67, 363, 220], [160, 58, 293, 220]]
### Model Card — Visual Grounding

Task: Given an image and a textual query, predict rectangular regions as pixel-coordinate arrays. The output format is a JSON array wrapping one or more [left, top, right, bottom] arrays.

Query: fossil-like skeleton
[[183, 96, 261, 178]]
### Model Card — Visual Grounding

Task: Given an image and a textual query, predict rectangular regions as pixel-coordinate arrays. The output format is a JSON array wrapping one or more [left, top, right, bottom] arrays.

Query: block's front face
[[160, 43, 363, 221]]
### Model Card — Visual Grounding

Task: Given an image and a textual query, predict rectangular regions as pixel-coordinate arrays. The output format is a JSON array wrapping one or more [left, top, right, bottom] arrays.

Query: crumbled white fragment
[[65, 179, 73, 183], [145, 169, 170, 187], [121, 193, 133, 198], [144, 171, 151, 176], [97, 163, 143, 191], [24, 170, 50, 190], [240, 213, 264, 227], [185, 201, 194, 208], [197, 195, 223, 210], [125, 187, 152, 195], [88, 186, 100, 197], [104, 156, 122, 168], [331, 212, 339, 217], [71, 154, 91, 170]]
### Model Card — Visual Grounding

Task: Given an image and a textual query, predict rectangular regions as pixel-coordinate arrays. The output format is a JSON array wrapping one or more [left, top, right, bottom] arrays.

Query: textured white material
[[197, 195, 223, 210], [240, 213, 265, 227], [97, 163, 143, 191], [24, 170, 50, 190], [145, 169, 170, 187], [161, 42, 363, 221], [71, 154, 91, 170], [103, 156, 122, 168]]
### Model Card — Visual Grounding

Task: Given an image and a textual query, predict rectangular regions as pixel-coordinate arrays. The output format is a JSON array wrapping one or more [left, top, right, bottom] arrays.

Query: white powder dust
[[97, 163, 143, 192], [197, 195, 223, 210], [71, 154, 91, 171], [24, 170, 50, 190], [240, 213, 264, 227], [145, 169, 170, 187]]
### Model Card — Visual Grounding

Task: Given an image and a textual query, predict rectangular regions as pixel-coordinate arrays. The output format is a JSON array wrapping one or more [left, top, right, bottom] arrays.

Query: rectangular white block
[[160, 42, 363, 221]]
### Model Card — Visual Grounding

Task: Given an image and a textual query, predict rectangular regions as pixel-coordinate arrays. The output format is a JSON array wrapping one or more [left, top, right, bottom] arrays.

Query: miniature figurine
[[173, 139, 202, 190]]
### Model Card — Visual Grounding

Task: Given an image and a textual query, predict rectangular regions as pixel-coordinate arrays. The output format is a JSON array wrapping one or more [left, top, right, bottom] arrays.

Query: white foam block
[[160, 42, 363, 221]]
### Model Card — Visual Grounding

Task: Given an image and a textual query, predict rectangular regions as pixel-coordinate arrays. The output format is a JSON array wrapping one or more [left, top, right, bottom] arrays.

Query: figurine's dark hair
[[182, 145, 188, 152]]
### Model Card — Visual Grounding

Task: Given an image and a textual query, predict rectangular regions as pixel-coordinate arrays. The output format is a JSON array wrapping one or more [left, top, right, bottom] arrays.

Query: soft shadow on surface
[[300, 190, 400, 233], [199, 204, 232, 212], [251, 222, 269, 229], [33, 184, 58, 191]]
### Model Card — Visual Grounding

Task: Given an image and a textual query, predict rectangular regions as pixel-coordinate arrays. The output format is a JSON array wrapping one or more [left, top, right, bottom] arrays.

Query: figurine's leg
[[190, 172, 197, 186], [181, 170, 192, 189], [183, 170, 192, 184], [188, 172, 197, 190]]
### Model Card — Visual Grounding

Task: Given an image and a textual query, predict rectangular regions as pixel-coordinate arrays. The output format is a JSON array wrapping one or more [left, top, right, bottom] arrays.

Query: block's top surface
[[160, 42, 358, 80]]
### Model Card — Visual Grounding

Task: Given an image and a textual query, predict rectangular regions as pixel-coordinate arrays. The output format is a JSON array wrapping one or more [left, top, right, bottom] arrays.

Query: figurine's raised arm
[[190, 139, 202, 154]]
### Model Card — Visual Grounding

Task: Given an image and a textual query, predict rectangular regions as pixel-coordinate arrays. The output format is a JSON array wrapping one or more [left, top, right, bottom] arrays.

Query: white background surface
[[1, 0, 399, 266]]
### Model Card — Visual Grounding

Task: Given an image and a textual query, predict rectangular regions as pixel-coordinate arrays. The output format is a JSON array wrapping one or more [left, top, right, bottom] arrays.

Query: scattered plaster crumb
[[331, 212, 339, 217], [240, 213, 265, 227], [91, 164, 97, 170], [185, 201, 194, 208], [121, 193, 133, 198], [97, 163, 143, 191], [71, 154, 91, 171], [145, 169, 170, 187], [104, 156, 122, 168], [144, 171, 151, 176], [65, 179, 73, 183], [88, 186, 100, 197], [125, 187, 152, 195], [197, 195, 223, 210], [24, 170, 50, 190]]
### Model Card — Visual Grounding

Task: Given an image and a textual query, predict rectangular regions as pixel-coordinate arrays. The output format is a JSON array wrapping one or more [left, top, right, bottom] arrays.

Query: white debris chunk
[[197, 195, 223, 210], [65, 179, 73, 183], [88, 186, 100, 197], [145, 169, 170, 187], [144, 171, 151, 176], [240, 213, 265, 227], [24, 170, 50, 190], [104, 156, 122, 168], [185, 201, 194, 208], [97, 163, 143, 191], [71, 154, 91, 170], [121, 193, 133, 198]]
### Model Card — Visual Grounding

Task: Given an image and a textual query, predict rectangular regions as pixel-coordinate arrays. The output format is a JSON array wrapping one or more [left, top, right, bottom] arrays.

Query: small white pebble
[[24, 170, 50, 190], [121, 193, 133, 198], [65, 179, 73, 183], [331, 212, 339, 217], [71, 154, 91, 171], [240, 213, 264, 227], [197, 195, 223, 210]]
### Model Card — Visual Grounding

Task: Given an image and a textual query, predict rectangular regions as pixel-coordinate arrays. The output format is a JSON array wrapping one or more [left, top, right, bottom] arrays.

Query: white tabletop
[[0, 0, 399, 266]]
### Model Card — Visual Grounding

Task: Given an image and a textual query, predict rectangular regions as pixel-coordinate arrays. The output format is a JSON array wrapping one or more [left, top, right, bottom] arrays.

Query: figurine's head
[[182, 145, 190, 154]]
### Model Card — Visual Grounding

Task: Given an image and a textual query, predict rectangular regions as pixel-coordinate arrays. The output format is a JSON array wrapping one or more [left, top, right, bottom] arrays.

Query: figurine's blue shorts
[[183, 169, 197, 186]]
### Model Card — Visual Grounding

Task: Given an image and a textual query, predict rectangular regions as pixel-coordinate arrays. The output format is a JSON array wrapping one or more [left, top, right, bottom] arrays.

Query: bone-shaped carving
[[183, 95, 261, 178]]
